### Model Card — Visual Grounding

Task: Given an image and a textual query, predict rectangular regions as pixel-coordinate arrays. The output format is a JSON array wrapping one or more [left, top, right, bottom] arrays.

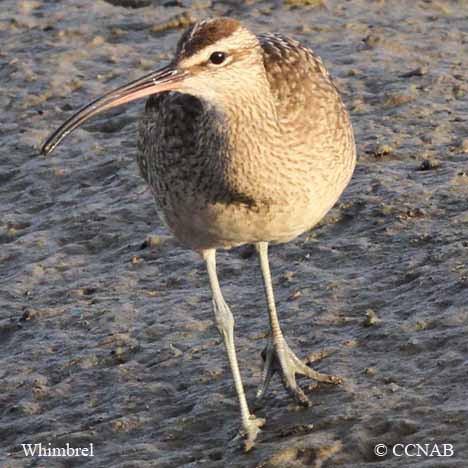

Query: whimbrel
[[41, 17, 356, 450]]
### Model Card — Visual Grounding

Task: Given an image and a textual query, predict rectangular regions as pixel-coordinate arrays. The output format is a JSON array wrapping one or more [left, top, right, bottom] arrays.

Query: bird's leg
[[255, 242, 342, 406], [203, 249, 265, 451]]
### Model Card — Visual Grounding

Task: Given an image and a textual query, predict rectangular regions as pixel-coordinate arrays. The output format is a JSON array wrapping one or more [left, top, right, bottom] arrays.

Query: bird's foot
[[256, 339, 342, 406], [240, 415, 265, 452]]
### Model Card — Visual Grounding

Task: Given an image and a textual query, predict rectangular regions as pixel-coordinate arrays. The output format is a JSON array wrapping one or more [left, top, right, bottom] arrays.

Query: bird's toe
[[258, 339, 342, 403], [241, 415, 265, 452]]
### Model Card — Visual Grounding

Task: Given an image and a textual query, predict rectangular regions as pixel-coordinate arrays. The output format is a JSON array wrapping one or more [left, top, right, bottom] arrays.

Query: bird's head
[[41, 18, 265, 155], [172, 18, 264, 100]]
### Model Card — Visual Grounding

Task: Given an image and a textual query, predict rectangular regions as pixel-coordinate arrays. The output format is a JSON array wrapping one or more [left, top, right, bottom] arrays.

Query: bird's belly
[[154, 193, 340, 252]]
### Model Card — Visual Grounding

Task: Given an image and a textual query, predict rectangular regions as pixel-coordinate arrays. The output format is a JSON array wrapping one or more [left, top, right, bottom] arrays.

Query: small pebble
[[399, 66, 428, 78], [417, 158, 440, 171], [363, 309, 380, 327], [458, 139, 468, 154]]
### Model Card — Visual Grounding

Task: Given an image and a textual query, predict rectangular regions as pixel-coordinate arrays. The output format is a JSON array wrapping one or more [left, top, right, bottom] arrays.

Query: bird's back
[[259, 33, 355, 186]]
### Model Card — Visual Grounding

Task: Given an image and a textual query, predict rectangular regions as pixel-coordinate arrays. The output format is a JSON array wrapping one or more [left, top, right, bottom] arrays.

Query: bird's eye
[[209, 52, 227, 65]]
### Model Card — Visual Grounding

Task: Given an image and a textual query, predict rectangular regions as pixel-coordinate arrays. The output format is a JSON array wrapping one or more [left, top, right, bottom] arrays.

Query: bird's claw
[[256, 339, 342, 406], [240, 415, 265, 452]]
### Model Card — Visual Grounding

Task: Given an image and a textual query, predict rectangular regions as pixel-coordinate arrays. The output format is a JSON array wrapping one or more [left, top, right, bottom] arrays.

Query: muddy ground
[[1, 0, 467, 467]]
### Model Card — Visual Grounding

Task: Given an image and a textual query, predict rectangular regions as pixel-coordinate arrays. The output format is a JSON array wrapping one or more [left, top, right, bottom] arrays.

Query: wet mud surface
[[1, 0, 467, 466]]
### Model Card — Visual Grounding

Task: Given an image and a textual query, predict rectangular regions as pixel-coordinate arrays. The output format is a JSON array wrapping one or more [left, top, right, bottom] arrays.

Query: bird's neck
[[199, 83, 287, 205]]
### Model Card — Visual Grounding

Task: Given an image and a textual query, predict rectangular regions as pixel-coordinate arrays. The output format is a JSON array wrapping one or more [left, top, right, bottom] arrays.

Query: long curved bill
[[40, 65, 187, 155]]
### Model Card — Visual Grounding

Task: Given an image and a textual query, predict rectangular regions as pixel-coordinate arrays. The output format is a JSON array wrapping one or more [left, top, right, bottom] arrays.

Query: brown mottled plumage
[[138, 24, 355, 252], [176, 18, 241, 59], [41, 17, 356, 451]]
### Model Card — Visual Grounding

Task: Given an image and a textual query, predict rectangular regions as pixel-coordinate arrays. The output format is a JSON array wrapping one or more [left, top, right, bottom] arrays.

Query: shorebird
[[41, 17, 356, 450]]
